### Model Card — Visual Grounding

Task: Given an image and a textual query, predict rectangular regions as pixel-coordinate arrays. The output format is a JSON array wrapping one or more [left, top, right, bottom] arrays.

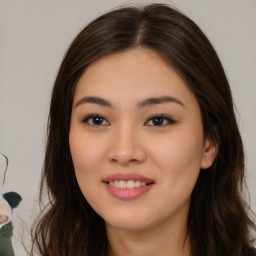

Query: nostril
[[110, 157, 140, 166], [107, 138, 147, 165]]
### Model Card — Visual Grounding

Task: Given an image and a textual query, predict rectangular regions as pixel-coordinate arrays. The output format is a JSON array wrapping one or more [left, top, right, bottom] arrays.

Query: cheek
[[146, 132, 203, 220], [149, 129, 204, 190], [69, 130, 106, 172], [69, 130, 106, 204], [69, 130, 108, 201], [153, 131, 203, 165]]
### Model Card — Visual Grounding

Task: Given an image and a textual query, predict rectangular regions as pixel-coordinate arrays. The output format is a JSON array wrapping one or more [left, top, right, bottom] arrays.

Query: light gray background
[[0, 0, 255, 254]]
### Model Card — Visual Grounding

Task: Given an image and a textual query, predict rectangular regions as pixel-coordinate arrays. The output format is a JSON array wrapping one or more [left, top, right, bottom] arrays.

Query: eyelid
[[144, 114, 176, 126], [81, 113, 110, 126], [80, 113, 176, 127]]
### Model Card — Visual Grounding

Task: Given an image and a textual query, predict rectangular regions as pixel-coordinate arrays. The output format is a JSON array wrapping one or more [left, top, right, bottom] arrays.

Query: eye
[[82, 114, 110, 126], [145, 115, 176, 126]]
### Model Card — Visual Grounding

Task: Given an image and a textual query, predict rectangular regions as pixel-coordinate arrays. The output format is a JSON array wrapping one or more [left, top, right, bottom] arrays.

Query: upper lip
[[103, 172, 155, 184]]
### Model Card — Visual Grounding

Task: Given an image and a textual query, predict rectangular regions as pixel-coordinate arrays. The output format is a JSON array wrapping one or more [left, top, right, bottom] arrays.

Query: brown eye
[[145, 115, 176, 126], [151, 117, 165, 126], [82, 114, 109, 126]]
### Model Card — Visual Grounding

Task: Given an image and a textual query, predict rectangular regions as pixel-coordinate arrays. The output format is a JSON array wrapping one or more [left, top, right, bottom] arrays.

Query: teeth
[[109, 180, 148, 189], [119, 180, 126, 189]]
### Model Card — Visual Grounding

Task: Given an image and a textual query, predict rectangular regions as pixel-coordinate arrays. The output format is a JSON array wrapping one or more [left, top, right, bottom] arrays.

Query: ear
[[200, 138, 217, 169]]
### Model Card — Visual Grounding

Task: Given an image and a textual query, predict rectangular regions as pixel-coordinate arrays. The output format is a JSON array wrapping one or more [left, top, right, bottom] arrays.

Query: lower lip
[[104, 183, 154, 201]]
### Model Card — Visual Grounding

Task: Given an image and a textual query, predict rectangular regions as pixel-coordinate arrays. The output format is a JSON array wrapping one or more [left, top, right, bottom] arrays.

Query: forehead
[[74, 48, 196, 107]]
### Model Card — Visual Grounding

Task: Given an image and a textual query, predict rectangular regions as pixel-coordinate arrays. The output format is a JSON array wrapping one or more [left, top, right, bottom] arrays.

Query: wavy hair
[[30, 4, 256, 256]]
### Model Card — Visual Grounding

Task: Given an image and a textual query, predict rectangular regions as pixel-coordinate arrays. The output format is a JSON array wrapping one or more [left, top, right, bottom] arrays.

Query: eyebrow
[[137, 96, 185, 108], [75, 95, 185, 108], [75, 96, 113, 108]]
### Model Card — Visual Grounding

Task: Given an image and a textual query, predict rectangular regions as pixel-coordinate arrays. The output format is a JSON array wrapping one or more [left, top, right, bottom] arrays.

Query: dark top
[[0, 222, 13, 238]]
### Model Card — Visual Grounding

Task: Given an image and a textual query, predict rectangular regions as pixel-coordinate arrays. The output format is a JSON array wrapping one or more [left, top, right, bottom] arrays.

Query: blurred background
[[0, 0, 255, 254]]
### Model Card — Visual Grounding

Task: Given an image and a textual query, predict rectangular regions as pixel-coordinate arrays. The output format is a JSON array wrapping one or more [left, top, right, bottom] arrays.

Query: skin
[[69, 48, 216, 256], [0, 215, 8, 223]]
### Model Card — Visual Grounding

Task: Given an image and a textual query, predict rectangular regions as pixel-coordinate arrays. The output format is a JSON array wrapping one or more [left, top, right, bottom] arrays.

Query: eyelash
[[145, 114, 176, 126], [81, 114, 176, 127], [81, 114, 109, 126]]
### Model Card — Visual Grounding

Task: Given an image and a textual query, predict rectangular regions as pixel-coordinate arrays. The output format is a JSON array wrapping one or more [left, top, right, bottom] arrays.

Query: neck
[[106, 214, 190, 256]]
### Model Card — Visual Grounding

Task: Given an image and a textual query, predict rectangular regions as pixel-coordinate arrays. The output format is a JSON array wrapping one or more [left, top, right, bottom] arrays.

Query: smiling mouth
[[105, 180, 154, 189], [103, 173, 155, 200]]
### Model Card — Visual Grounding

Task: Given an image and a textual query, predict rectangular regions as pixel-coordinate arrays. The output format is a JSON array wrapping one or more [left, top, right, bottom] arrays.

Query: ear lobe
[[200, 138, 217, 169]]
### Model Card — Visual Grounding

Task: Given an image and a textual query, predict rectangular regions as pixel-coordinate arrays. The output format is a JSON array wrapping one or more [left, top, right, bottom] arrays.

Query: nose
[[108, 124, 146, 166]]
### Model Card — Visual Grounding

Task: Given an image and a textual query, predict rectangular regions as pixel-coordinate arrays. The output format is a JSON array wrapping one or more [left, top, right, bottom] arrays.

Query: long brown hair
[[30, 4, 256, 256]]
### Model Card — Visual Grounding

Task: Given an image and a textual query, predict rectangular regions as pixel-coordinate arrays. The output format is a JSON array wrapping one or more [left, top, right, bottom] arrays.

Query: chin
[[106, 218, 152, 232], [102, 209, 159, 232]]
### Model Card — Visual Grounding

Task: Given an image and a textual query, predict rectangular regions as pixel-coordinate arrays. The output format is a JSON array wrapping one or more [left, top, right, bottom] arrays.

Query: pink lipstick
[[103, 173, 155, 201]]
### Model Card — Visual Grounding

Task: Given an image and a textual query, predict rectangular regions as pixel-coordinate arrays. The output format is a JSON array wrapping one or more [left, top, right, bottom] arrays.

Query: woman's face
[[69, 48, 216, 232]]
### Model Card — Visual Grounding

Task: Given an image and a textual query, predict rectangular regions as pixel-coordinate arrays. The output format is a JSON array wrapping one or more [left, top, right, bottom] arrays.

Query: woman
[[31, 4, 256, 256]]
